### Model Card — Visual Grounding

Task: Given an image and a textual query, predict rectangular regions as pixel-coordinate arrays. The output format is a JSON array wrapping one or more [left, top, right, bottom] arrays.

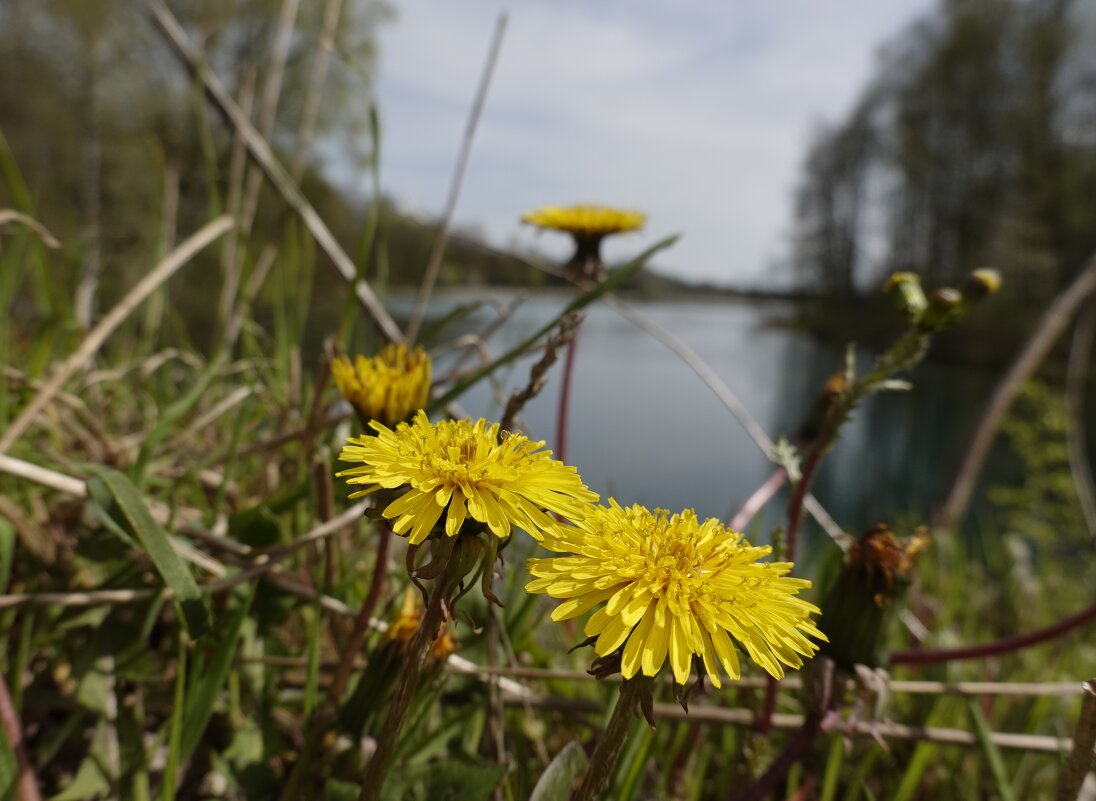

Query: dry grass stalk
[[0, 215, 234, 455], [149, 1, 403, 344], [405, 12, 508, 343]]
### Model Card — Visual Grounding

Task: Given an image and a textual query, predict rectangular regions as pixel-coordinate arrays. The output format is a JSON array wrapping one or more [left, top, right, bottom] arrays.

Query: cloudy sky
[[370, 1, 935, 287]]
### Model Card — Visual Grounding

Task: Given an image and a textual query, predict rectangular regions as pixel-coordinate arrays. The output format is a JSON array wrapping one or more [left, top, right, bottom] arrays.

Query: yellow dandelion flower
[[337, 411, 598, 544], [522, 204, 646, 239], [331, 344, 431, 427], [526, 501, 826, 688]]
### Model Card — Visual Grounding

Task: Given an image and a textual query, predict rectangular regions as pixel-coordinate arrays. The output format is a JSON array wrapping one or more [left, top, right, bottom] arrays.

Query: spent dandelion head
[[337, 411, 598, 545], [526, 500, 826, 687], [331, 343, 431, 428], [522, 204, 646, 279], [820, 522, 930, 669], [388, 586, 458, 661]]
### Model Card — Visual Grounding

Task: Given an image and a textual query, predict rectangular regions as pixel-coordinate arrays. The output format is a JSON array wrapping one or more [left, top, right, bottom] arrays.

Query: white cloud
[[368, 0, 935, 285]]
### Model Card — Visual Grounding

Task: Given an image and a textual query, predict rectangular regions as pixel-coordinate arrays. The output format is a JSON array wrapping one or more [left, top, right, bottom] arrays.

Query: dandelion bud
[[965, 268, 1002, 299], [919, 287, 965, 331], [883, 272, 927, 320]]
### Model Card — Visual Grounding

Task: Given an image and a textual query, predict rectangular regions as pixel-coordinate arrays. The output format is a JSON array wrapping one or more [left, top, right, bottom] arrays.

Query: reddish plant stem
[[729, 468, 787, 532], [758, 417, 839, 733], [0, 670, 42, 801], [326, 526, 392, 706], [890, 598, 1096, 666], [555, 332, 579, 465], [784, 426, 836, 565]]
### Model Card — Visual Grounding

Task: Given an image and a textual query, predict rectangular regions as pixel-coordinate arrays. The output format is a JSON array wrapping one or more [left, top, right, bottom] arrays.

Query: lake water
[[407, 291, 1004, 557]]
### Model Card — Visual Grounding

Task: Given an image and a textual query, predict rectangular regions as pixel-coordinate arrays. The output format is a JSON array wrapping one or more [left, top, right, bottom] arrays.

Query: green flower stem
[[357, 561, 451, 801], [573, 678, 646, 801]]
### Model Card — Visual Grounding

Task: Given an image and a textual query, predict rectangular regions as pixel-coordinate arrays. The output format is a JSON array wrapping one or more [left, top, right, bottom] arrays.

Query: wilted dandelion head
[[526, 501, 826, 687], [331, 344, 431, 428], [387, 586, 458, 661], [337, 411, 598, 544], [522, 204, 646, 239]]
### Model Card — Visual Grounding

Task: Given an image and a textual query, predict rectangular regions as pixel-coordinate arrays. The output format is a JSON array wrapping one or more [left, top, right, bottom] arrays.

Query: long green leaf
[[820, 735, 844, 801], [85, 466, 211, 637], [161, 633, 188, 801], [529, 741, 588, 801], [968, 700, 1017, 801], [178, 587, 254, 761], [428, 234, 680, 412]]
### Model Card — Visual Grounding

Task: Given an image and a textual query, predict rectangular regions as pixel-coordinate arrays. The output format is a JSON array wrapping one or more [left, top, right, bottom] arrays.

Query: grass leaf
[[85, 466, 211, 638], [529, 740, 588, 801], [178, 587, 254, 761]]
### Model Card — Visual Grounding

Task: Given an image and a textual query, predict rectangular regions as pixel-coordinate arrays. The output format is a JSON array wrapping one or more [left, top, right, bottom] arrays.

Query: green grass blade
[[429, 234, 679, 412], [178, 587, 254, 761], [529, 741, 588, 801], [892, 740, 937, 801], [134, 353, 228, 482], [84, 466, 211, 637], [840, 744, 882, 801], [160, 633, 188, 801], [820, 734, 845, 801], [968, 700, 1016, 801]]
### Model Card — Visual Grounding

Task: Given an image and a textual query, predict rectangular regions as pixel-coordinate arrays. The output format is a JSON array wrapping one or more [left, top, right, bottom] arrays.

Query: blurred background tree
[[793, 0, 1096, 307]]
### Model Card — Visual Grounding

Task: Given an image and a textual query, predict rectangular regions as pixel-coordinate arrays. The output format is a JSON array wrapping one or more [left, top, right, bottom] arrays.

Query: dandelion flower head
[[338, 411, 598, 544], [526, 501, 826, 687], [522, 204, 646, 239], [332, 344, 431, 427]]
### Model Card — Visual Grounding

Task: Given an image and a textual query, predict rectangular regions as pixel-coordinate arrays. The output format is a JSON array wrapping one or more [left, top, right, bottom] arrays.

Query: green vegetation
[[2, 1, 1095, 800]]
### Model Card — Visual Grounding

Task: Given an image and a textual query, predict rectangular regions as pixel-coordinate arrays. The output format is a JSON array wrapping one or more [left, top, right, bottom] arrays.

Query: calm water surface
[[401, 292, 1001, 557]]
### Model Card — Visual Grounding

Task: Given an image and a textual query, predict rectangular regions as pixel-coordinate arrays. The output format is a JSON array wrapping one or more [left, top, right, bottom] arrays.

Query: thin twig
[[447, 665, 1088, 697], [239, 0, 299, 238], [501, 313, 579, 432], [0, 209, 61, 249], [890, 597, 1096, 665], [0, 503, 367, 610], [148, 1, 403, 344], [219, 65, 255, 333], [405, 12, 508, 343], [497, 693, 1074, 754], [939, 249, 1096, 528], [0, 670, 42, 801], [291, 0, 344, 181], [730, 468, 788, 531], [323, 526, 391, 707], [0, 215, 233, 454]]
